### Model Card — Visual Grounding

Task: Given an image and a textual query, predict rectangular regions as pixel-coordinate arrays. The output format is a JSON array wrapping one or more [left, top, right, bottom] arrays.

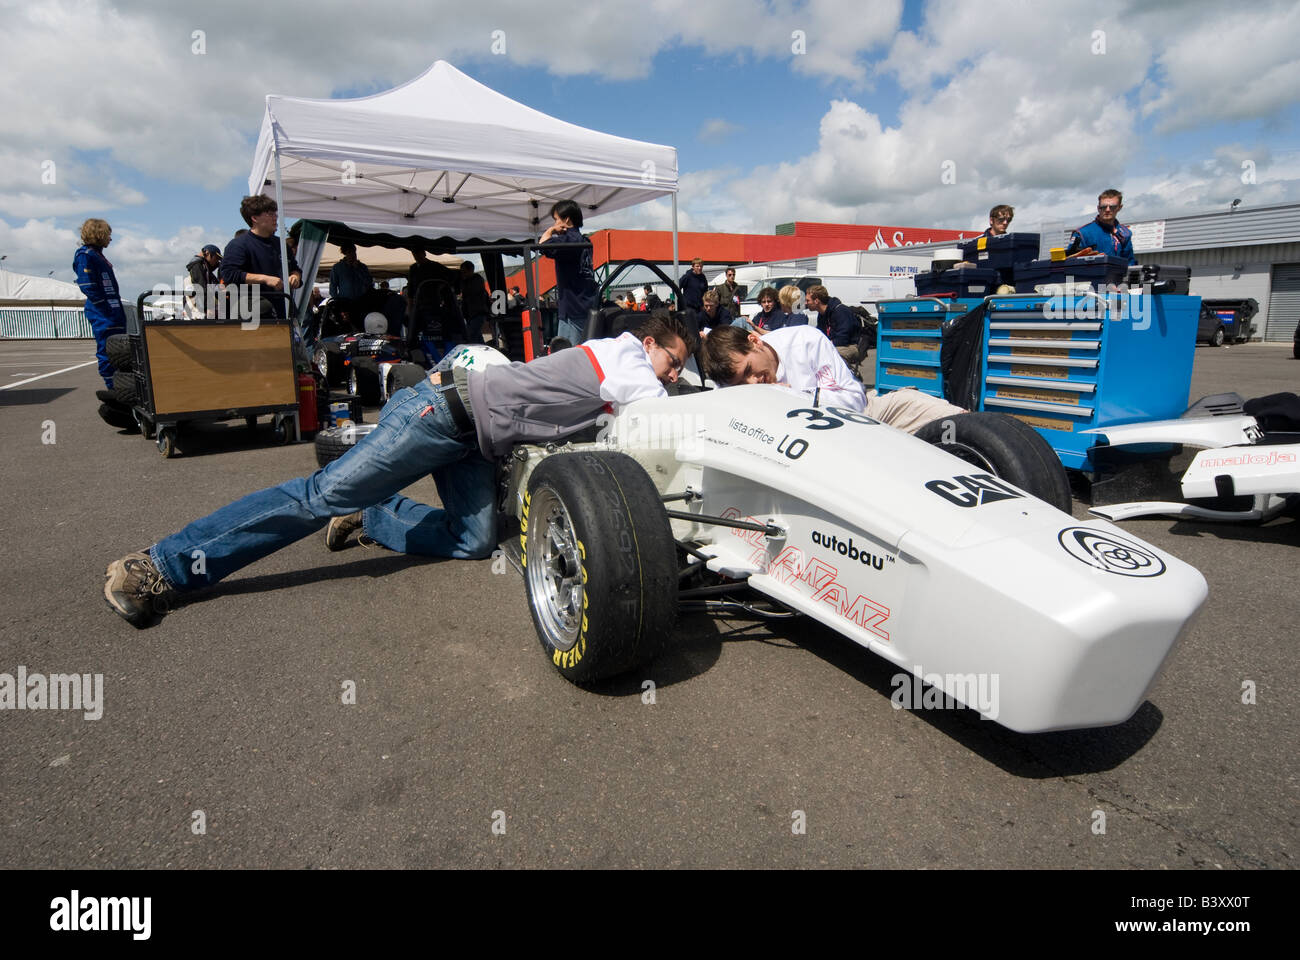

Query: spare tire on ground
[[97, 402, 139, 431], [106, 334, 133, 372], [913, 411, 1073, 513], [314, 422, 379, 468]]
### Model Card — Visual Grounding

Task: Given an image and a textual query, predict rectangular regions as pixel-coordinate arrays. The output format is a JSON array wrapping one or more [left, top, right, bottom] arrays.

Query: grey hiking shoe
[[325, 511, 364, 551], [104, 552, 178, 626]]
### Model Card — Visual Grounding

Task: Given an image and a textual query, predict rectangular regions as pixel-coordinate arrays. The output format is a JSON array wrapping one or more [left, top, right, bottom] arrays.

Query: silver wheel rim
[[938, 440, 996, 474], [526, 486, 583, 652], [348, 367, 358, 395]]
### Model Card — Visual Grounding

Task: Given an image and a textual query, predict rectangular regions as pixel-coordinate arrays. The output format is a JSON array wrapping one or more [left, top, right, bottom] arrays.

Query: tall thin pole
[[272, 143, 296, 337], [671, 194, 679, 293]]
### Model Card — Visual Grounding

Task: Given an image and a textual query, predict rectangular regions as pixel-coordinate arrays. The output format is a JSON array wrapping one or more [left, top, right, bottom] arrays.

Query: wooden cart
[[130, 293, 300, 458]]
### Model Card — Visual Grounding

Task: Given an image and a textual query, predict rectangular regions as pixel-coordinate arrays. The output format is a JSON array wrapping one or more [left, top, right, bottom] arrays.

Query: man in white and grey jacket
[[703, 323, 964, 432], [103, 315, 695, 627]]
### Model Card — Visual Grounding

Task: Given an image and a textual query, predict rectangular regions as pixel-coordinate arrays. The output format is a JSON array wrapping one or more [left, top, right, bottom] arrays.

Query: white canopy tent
[[249, 61, 679, 350], [250, 60, 679, 243], [0, 268, 84, 306]]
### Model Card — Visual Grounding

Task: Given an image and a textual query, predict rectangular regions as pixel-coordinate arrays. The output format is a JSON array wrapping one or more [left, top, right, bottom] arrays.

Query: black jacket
[[678, 270, 710, 310], [817, 297, 861, 347]]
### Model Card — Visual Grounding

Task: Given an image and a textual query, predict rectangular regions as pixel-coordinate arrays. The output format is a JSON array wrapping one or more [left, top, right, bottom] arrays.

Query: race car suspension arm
[[663, 509, 783, 538], [679, 557, 708, 580], [678, 585, 800, 619], [679, 583, 752, 599], [676, 538, 716, 581], [660, 490, 701, 504], [679, 599, 799, 619], [662, 489, 783, 537]]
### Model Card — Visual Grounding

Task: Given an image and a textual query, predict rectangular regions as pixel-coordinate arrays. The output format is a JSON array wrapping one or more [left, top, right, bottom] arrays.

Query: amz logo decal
[[925, 473, 1024, 508], [1057, 527, 1166, 577]]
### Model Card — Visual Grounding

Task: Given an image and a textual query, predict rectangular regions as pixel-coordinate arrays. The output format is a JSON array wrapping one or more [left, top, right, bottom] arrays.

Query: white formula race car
[[499, 386, 1208, 734], [1083, 393, 1300, 525]]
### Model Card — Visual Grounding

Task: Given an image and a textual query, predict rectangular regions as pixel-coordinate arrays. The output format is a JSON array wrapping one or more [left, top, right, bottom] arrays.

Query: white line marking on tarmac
[[0, 360, 97, 390]]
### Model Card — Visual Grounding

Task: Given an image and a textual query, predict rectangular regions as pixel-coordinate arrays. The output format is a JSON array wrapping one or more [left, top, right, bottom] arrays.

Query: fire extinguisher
[[520, 308, 537, 362], [297, 372, 318, 433]]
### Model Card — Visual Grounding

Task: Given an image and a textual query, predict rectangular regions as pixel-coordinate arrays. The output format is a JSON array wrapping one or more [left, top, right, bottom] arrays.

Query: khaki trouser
[[836, 344, 862, 367], [864, 388, 966, 435]]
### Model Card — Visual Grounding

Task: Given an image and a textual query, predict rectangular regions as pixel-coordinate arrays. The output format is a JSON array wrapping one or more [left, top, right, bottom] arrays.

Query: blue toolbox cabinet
[[979, 293, 1201, 470], [875, 298, 984, 400]]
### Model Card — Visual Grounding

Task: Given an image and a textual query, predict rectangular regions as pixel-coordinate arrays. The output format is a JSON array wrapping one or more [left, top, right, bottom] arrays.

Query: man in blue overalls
[[73, 218, 128, 389], [1066, 189, 1136, 265]]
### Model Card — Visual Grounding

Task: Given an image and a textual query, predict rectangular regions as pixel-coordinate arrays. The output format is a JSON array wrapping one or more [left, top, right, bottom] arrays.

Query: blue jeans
[[150, 377, 497, 592], [556, 316, 585, 345]]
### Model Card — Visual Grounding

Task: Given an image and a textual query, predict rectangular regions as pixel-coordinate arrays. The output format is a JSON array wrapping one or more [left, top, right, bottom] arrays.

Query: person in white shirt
[[702, 324, 963, 431]]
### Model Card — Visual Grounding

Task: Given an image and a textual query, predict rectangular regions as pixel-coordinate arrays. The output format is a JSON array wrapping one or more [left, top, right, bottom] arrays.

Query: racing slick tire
[[106, 334, 133, 372], [914, 412, 1073, 513], [348, 358, 383, 406], [522, 451, 677, 683], [313, 342, 348, 387], [313, 422, 378, 468], [385, 361, 428, 399]]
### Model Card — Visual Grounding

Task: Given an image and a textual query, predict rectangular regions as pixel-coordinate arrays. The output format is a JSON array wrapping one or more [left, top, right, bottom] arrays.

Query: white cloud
[[586, 168, 750, 235], [1, 0, 1298, 285], [698, 119, 741, 143], [0, 147, 148, 219], [0, 0, 904, 196], [706, 0, 1300, 240], [1139, 1, 1300, 131], [0, 217, 223, 299], [0, 219, 81, 283]]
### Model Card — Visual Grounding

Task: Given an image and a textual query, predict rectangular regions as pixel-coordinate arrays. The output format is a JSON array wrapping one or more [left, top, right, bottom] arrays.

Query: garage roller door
[[1265, 263, 1300, 342]]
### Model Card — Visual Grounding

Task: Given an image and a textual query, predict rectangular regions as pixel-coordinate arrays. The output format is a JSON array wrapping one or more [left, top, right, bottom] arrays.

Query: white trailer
[[814, 249, 935, 279], [732, 273, 918, 324]]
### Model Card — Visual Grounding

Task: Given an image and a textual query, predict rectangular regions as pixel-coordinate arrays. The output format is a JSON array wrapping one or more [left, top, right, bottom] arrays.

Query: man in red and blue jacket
[[1066, 188, 1136, 264]]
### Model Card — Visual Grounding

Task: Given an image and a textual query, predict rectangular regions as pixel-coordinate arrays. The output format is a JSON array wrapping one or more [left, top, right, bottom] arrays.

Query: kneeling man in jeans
[[104, 315, 694, 626]]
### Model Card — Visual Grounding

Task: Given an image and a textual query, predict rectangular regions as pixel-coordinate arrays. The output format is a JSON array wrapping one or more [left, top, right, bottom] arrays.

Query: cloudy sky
[[1, 0, 1297, 295]]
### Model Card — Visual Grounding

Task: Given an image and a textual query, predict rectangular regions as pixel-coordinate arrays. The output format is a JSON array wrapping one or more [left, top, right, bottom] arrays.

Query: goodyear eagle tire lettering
[[523, 452, 677, 683]]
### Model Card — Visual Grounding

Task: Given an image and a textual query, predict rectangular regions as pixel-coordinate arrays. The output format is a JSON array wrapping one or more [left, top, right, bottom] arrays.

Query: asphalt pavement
[[0, 338, 1295, 869]]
